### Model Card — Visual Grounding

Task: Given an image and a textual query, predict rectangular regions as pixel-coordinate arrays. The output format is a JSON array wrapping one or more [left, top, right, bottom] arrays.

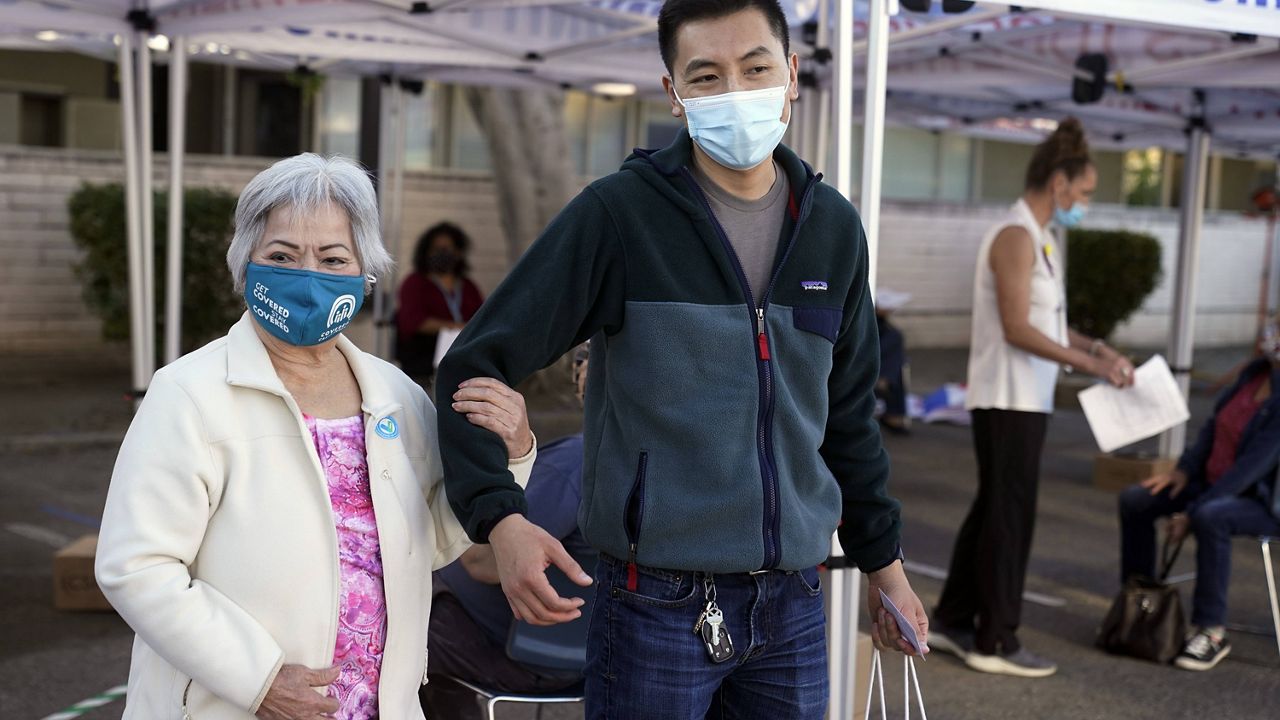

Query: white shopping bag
[[863, 650, 927, 720]]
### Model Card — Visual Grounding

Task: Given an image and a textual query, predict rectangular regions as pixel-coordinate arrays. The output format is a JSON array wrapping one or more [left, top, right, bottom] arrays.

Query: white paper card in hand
[[878, 588, 925, 659], [433, 327, 462, 368], [1078, 354, 1190, 453]]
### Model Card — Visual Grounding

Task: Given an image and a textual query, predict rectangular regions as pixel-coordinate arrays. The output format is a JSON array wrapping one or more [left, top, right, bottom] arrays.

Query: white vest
[[966, 199, 1068, 414]]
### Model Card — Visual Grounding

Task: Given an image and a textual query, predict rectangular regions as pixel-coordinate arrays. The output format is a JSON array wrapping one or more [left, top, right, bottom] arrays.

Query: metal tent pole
[[139, 34, 156, 380], [118, 33, 147, 407], [1159, 110, 1212, 458], [859, 0, 891, 294], [164, 36, 189, 365]]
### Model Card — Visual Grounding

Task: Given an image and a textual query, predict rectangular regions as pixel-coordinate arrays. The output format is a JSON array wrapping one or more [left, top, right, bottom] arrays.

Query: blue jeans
[[584, 554, 828, 719], [1119, 485, 1280, 627]]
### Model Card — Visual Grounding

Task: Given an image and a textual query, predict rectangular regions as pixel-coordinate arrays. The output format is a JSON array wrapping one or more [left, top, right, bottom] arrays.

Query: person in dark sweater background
[[396, 222, 485, 388], [422, 348, 592, 719], [1118, 315, 1280, 672]]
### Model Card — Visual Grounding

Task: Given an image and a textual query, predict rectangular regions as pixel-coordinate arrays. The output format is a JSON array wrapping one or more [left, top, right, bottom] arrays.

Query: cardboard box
[[53, 534, 113, 612], [1093, 453, 1176, 493]]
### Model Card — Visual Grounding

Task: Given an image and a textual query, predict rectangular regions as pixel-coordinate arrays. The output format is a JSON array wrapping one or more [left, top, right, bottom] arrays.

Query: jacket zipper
[[680, 166, 819, 569], [624, 451, 649, 591]]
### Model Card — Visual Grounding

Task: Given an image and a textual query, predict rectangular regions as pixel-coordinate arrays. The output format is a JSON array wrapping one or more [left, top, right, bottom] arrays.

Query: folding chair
[[1260, 536, 1280, 661], [446, 548, 598, 719]]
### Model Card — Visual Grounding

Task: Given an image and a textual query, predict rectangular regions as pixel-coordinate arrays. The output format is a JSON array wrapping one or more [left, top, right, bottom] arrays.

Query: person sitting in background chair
[[1118, 315, 1280, 671], [876, 288, 912, 435], [422, 346, 592, 719]]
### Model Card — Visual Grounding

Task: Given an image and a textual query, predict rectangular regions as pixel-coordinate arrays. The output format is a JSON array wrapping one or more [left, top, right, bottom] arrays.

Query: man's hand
[[865, 560, 929, 657], [488, 514, 593, 625], [1141, 469, 1189, 498], [453, 378, 534, 459]]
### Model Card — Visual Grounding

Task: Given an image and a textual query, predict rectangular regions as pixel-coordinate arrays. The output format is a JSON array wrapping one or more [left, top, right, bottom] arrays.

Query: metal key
[[705, 605, 723, 645], [700, 603, 735, 663]]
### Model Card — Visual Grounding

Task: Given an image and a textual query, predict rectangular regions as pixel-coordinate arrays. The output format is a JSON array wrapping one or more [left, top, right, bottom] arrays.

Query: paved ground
[[2, 344, 1277, 719]]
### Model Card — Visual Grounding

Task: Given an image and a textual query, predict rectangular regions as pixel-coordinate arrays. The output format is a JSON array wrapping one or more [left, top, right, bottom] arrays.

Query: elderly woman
[[96, 154, 536, 720]]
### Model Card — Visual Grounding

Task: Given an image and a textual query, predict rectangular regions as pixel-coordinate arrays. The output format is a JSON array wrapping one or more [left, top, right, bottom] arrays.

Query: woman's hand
[[1091, 353, 1136, 388], [1141, 469, 1188, 498], [256, 664, 339, 720], [453, 378, 534, 459]]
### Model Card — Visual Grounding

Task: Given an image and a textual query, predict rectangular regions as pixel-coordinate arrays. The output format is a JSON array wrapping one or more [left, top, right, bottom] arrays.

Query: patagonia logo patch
[[801, 281, 829, 292]]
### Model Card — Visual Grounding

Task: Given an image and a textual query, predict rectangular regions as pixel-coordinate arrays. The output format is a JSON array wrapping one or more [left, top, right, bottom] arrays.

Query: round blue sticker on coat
[[375, 416, 400, 439]]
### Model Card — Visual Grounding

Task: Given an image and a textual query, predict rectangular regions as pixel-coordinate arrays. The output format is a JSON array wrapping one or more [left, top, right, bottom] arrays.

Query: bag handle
[[1158, 537, 1185, 582], [863, 650, 927, 720]]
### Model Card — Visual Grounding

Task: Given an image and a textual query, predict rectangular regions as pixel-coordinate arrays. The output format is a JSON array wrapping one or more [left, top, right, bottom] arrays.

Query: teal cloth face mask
[[245, 263, 366, 346], [674, 81, 790, 171], [1053, 202, 1087, 228]]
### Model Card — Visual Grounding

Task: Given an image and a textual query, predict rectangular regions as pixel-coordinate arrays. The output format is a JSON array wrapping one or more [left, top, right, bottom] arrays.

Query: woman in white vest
[[928, 119, 1134, 678], [95, 154, 538, 720]]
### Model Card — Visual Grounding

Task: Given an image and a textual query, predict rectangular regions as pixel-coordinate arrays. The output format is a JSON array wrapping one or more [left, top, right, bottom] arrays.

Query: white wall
[[880, 201, 1278, 350], [1, 145, 1273, 354], [0, 146, 515, 353]]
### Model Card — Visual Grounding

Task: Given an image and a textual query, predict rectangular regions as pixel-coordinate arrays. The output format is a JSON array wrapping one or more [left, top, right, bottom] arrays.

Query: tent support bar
[[846, 5, 1009, 55], [1116, 43, 1280, 84], [165, 37, 189, 365], [539, 23, 656, 60], [119, 33, 147, 406], [140, 35, 156, 382], [1159, 122, 1211, 459]]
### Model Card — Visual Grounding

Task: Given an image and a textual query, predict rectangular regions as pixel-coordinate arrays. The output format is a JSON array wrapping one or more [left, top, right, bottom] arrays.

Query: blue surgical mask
[[1053, 202, 1087, 228], [244, 263, 367, 346], [674, 80, 790, 171]]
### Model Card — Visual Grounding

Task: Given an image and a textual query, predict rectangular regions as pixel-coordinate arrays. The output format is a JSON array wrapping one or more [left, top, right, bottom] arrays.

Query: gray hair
[[226, 153, 393, 294]]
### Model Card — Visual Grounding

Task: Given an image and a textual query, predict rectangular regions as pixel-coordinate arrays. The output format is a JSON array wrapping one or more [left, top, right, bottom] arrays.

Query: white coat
[[95, 313, 534, 719]]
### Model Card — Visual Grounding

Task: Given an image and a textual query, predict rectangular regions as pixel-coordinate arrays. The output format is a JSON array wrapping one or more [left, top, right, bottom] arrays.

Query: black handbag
[[1096, 540, 1187, 664]]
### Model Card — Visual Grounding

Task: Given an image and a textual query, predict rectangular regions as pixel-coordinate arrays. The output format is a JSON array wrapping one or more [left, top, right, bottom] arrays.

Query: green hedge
[[1066, 228, 1163, 341], [68, 183, 242, 355]]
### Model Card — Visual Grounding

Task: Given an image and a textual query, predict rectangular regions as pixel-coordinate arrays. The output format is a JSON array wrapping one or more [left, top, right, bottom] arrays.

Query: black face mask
[[427, 250, 458, 274]]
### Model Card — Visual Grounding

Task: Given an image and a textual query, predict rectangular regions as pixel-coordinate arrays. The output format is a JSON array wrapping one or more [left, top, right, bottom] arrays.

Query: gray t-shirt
[[691, 161, 789, 307]]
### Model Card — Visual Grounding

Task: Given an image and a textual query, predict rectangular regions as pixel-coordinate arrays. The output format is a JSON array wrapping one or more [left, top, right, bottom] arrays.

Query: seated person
[[421, 346, 591, 719], [1118, 315, 1280, 671], [876, 288, 911, 434]]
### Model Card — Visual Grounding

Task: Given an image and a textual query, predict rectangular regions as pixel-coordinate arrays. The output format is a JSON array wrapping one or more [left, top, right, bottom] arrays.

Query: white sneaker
[[1174, 631, 1231, 671], [965, 648, 1057, 678]]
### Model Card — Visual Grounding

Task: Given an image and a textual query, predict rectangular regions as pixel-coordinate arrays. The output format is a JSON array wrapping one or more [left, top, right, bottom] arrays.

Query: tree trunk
[[464, 86, 577, 267], [464, 86, 581, 415]]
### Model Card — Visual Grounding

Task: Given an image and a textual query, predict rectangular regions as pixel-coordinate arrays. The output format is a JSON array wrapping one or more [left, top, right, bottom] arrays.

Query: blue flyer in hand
[[879, 588, 926, 659]]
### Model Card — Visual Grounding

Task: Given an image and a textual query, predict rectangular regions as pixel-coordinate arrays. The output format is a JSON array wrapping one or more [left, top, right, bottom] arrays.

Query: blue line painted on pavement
[[40, 505, 101, 529]]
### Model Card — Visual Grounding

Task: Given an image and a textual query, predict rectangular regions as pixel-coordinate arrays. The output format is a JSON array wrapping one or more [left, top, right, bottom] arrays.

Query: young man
[[438, 0, 927, 715]]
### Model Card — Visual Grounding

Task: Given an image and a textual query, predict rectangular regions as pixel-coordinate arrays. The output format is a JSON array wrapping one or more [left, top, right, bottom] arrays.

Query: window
[[317, 77, 361, 159], [1122, 148, 1163, 207], [643, 101, 683, 150], [20, 93, 62, 147], [587, 96, 627, 177], [402, 84, 440, 171], [448, 85, 491, 171]]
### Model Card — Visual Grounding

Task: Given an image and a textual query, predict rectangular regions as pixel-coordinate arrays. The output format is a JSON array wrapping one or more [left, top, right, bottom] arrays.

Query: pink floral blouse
[[305, 415, 387, 720]]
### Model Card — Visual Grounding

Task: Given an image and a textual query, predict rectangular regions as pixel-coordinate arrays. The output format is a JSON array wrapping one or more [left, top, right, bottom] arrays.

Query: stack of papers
[[1079, 355, 1190, 453]]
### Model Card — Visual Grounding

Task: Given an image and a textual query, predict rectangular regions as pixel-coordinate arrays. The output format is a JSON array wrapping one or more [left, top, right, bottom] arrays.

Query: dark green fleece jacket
[[437, 129, 901, 573]]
